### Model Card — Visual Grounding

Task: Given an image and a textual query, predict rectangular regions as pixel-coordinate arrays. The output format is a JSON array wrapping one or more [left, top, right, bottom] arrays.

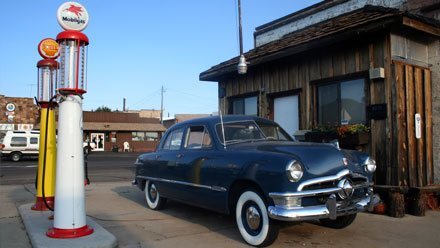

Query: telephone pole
[[160, 85, 164, 124]]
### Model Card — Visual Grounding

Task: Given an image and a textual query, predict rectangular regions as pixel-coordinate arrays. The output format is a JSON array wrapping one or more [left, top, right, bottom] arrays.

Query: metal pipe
[[238, 0, 243, 55]]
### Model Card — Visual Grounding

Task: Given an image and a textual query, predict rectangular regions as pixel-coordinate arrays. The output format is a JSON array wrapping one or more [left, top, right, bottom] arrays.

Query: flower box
[[339, 132, 370, 147], [304, 131, 338, 143]]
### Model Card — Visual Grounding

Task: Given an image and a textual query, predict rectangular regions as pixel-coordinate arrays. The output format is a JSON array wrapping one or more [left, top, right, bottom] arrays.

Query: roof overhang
[[199, 6, 439, 82], [83, 122, 166, 132]]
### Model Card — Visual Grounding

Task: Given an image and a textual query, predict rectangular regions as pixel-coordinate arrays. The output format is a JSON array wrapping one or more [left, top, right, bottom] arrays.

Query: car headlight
[[286, 160, 303, 182], [364, 157, 376, 173]]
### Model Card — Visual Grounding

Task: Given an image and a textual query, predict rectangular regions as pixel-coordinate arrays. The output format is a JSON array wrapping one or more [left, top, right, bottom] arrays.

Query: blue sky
[[0, 0, 320, 116]]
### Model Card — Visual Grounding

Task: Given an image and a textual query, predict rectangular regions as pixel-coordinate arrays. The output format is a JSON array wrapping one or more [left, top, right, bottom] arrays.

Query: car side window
[[11, 137, 27, 147], [162, 128, 184, 150], [30, 137, 38, 144], [185, 126, 212, 150]]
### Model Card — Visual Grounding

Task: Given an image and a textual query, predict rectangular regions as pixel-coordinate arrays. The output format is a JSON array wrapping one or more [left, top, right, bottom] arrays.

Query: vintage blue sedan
[[134, 115, 378, 247]]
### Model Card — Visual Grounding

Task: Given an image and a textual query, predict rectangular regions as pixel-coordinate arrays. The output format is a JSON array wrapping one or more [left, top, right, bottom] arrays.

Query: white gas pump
[[46, 2, 93, 238]]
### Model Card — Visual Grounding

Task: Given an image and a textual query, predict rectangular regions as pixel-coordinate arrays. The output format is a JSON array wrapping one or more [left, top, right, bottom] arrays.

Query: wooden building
[[200, 0, 440, 193]]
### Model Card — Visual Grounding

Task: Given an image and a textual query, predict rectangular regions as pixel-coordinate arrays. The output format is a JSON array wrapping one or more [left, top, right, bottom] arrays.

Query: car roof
[[173, 115, 274, 129]]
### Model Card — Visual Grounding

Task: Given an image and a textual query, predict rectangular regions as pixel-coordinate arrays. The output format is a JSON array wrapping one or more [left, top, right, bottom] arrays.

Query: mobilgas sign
[[57, 2, 89, 31]]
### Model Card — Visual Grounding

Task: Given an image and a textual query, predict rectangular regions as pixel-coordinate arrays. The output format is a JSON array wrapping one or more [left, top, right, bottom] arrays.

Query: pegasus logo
[[65, 4, 83, 18]]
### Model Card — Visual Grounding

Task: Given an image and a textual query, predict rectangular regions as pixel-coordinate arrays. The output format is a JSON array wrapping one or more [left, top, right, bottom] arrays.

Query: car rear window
[[162, 128, 184, 150], [11, 137, 27, 147]]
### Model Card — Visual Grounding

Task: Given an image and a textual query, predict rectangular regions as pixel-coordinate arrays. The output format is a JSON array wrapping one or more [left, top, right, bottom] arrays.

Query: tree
[[94, 106, 112, 112]]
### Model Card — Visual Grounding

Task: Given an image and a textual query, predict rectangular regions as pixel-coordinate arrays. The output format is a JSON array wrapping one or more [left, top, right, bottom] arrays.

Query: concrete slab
[[18, 203, 117, 248]]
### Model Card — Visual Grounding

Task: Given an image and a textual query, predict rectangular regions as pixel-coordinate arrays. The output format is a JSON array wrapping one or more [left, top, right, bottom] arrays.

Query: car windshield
[[216, 120, 293, 144], [255, 120, 293, 141], [216, 121, 265, 144]]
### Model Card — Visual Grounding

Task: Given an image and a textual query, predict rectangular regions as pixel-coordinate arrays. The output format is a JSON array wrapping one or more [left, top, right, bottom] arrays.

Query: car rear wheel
[[320, 213, 357, 229], [144, 180, 167, 210], [10, 152, 22, 162], [235, 190, 279, 247]]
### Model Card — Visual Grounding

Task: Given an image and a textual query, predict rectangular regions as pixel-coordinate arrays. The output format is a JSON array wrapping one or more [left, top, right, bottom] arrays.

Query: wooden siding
[[392, 61, 433, 187], [219, 34, 434, 187], [221, 37, 389, 185]]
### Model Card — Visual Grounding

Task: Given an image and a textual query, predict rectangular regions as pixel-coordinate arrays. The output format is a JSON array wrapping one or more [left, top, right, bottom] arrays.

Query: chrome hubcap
[[246, 206, 261, 230], [149, 184, 157, 200]]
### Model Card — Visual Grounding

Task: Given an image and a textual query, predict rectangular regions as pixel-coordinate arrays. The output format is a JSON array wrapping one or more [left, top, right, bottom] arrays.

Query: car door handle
[[155, 155, 161, 160], [176, 154, 184, 158]]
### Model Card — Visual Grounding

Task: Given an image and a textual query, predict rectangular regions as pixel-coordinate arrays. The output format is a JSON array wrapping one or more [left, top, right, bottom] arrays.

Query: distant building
[[0, 95, 38, 132], [163, 114, 211, 129], [126, 109, 161, 119], [1, 95, 166, 152], [83, 111, 166, 152]]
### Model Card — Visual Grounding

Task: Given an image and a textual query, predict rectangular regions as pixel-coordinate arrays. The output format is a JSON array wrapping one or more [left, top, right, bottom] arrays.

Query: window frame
[[132, 131, 160, 141], [30, 137, 39, 145], [160, 128, 184, 151], [315, 76, 368, 126], [184, 125, 213, 150], [228, 93, 259, 116], [10, 137, 27, 147]]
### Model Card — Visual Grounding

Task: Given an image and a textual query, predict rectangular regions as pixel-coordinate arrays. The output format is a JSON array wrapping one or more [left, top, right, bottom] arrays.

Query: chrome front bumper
[[268, 170, 380, 222], [268, 193, 380, 221]]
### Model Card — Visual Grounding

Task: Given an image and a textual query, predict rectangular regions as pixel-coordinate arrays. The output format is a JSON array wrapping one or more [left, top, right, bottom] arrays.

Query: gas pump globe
[[56, 30, 89, 95], [37, 59, 58, 103]]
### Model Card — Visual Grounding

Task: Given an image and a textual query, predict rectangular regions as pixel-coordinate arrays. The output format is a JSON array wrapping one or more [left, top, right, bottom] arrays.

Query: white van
[[0, 130, 40, 162], [0, 130, 97, 162]]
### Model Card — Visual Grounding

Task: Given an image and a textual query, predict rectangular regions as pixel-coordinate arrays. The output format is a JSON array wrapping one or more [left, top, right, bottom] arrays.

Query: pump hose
[[34, 97, 39, 190], [85, 151, 90, 185], [41, 95, 57, 211]]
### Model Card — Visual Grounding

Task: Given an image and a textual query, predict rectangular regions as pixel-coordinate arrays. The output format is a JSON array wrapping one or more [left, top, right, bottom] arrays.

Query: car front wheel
[[235, 190, 279, 247], [144, 180, 167, 210], [10, 152, 22, 162], [320, 213, 357, 229]]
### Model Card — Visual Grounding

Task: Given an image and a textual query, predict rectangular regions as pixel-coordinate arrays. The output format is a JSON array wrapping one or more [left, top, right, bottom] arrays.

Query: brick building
[[83, 111, 166, 152], [0, 95, 39, 132]]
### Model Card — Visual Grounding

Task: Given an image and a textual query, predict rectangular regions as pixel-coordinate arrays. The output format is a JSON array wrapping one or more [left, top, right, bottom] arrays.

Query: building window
[[317, 78, 366, 125], [132, 132, 159, 141], [230, 96, 258, 116]]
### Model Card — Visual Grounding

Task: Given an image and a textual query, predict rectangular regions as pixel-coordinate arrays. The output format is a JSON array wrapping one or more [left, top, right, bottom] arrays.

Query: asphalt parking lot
[[0, 152, 142, 185], [1, 180, 440, 248]]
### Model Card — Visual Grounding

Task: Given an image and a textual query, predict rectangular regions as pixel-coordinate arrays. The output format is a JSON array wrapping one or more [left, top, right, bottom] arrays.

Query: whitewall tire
[[235, 190, 279, 247], [144, 180, 167, 210]]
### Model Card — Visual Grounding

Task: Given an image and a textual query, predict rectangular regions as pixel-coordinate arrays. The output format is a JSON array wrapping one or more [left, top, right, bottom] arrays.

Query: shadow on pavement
[[111, 185, 244, 244]]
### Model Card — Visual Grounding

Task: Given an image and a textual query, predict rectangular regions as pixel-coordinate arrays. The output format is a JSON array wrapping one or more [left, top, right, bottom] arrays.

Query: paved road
[[0, 152, 143, 185]]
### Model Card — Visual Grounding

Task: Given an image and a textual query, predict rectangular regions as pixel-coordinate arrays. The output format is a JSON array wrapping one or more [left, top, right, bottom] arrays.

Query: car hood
[[228, 141, 350, 176]]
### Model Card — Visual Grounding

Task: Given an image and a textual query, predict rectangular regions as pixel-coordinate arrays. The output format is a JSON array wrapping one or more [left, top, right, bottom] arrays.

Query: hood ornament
[[337, 179, 354, 199]]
